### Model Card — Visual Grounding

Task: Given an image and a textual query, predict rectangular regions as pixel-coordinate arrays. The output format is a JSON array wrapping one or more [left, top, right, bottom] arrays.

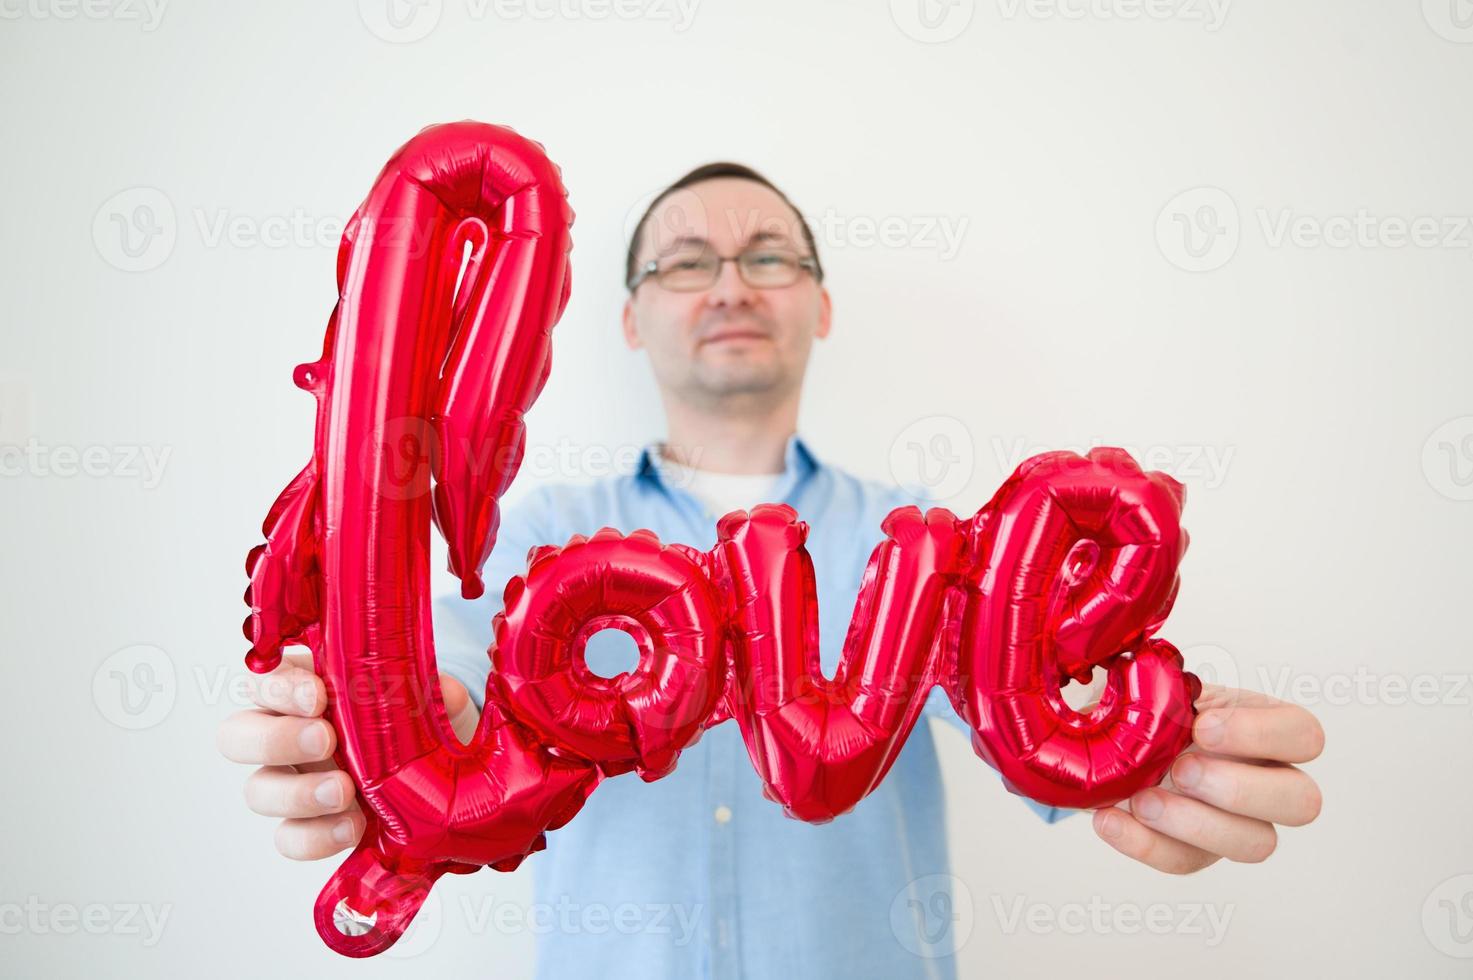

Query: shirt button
[[713, 804, 733, 824]]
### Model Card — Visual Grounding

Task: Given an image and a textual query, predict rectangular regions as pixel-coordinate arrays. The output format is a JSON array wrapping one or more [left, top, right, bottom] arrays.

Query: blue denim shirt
[[437, 435, 1068, 980]]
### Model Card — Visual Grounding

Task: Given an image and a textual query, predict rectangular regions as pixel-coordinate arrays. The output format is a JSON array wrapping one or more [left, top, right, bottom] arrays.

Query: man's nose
[[704, 257, 758, 307]]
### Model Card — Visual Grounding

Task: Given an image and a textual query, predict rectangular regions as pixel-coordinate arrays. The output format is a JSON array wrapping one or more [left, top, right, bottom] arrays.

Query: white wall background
[[3, 0, 1471, 976]]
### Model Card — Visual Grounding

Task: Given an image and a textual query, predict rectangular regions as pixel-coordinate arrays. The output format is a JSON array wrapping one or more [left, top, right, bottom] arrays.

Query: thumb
[[439, 672, 480, 744]]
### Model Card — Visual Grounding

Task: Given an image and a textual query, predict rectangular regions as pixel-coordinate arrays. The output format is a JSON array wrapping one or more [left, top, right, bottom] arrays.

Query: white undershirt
[[654, 452, 785, 518]]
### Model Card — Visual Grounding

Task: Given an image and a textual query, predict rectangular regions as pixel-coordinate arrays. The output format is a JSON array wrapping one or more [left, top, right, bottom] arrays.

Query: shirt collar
[[636, 433, 820, 505]]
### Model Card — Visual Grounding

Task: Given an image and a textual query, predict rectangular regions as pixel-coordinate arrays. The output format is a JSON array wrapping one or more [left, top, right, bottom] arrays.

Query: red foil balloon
[[714, 504, 965, 822], [949, 449, 1201, 809], [244, 122, 598, 957], [491, 529, 725, 781], [242, 121, 1200, 958]]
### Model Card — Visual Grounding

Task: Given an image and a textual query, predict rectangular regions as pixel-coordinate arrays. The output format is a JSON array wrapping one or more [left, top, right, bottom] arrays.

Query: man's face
[[622, 177, 831, 407]]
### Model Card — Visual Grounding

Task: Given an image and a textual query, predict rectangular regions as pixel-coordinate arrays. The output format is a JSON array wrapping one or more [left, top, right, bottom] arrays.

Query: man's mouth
[[700, 328, 771, 346]]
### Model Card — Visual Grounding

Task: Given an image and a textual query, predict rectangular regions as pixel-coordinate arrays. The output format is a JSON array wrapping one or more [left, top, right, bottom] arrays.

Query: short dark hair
[[624, 161, 825, 290]]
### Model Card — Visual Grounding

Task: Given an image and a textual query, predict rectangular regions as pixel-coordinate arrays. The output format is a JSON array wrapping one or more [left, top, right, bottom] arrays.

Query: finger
[[274, 809, 365, 861], [1129, 788, 1279, 863], [1171, 754, 1323, 826], [243, 766, 355, 819], [440, 672, 479, 744], [1193, 703, 1325, 764], [1194, 683, 1282, 712], [217, 709, 336, 766], [1092, 806, 1220, 875], [247, 663, 326, 718]]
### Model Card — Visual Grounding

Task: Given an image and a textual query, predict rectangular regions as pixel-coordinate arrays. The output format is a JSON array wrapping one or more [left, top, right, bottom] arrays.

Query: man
[[218, 162, 1325, 978]]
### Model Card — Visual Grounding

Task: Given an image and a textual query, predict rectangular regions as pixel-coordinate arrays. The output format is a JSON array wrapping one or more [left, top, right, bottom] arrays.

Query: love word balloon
[[242, 121, 1201, 957]]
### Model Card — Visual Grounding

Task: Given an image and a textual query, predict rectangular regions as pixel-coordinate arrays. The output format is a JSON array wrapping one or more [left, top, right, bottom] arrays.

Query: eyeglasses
[[628, 246, 820, 293]]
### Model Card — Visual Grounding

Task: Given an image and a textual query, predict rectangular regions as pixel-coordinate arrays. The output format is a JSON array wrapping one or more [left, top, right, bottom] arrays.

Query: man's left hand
[[1091, 684, 1325, 873]]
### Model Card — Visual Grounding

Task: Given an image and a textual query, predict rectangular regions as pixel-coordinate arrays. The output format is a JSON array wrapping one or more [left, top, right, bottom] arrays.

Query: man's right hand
[[217, 651, 478, 860]]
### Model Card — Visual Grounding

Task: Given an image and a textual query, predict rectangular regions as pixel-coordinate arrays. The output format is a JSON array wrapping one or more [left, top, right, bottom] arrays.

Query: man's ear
[[621, 297, 643, 350], [815, 286, 833, 341]]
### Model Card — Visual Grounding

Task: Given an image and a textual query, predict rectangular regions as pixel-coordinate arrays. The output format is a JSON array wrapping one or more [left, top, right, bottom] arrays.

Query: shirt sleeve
[[921, 685, 1080, 825], [435, 487, 555, 712]]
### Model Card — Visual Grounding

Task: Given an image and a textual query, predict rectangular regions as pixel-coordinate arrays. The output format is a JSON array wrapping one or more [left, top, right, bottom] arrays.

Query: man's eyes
[[659, 250, 795, 271]]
